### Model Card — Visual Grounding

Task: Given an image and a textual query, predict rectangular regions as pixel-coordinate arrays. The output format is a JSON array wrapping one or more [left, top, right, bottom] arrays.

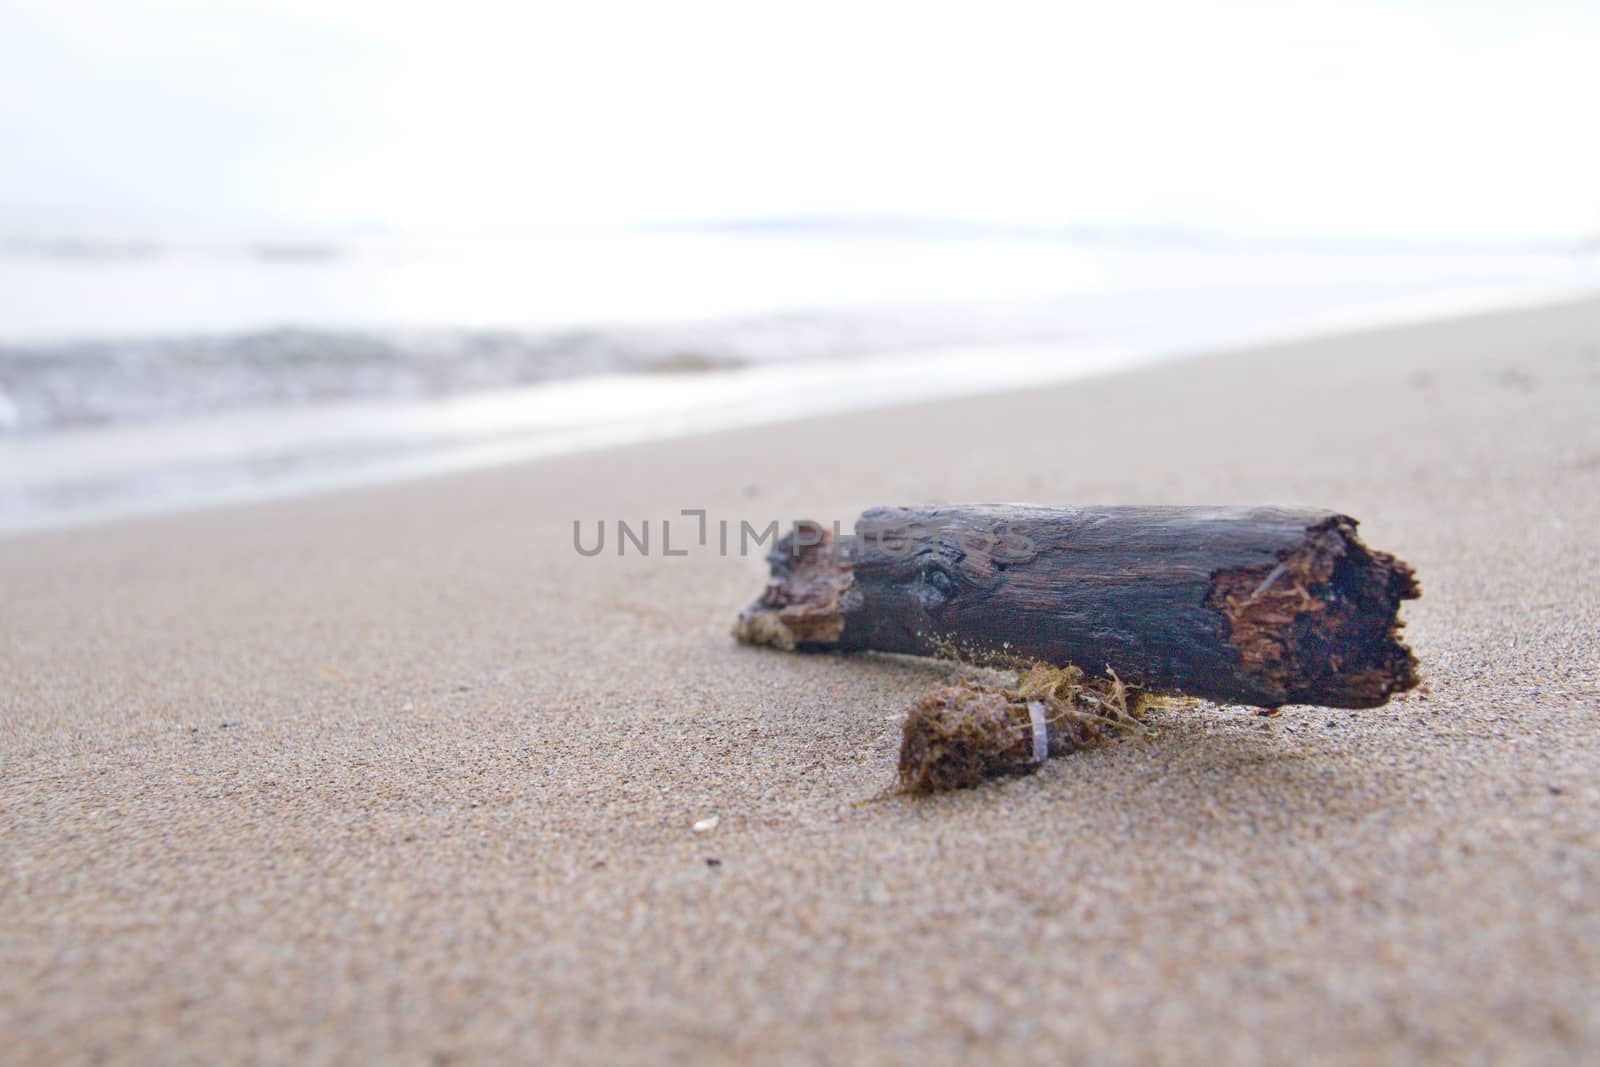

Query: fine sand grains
[[2, 297, 1599, 1064]]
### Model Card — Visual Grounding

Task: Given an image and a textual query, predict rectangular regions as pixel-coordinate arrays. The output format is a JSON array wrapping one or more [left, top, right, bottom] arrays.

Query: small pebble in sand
[[692, 816, 720, 833]]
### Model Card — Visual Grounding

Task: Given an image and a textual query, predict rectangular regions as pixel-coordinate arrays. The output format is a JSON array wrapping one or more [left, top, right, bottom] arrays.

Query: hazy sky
[[2, 0, 1597, 240]]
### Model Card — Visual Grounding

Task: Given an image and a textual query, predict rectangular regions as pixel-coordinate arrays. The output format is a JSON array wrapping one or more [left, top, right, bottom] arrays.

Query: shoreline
[[4, 279, 1598, 538]]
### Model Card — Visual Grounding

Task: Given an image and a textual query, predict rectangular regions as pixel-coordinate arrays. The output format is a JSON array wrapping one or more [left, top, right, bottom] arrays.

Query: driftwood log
[[734, 505, 1420, 708]]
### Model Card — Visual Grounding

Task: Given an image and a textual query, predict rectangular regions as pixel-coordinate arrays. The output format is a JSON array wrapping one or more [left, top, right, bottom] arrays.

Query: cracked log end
[[731, 529, 856, 652], [1206, 515, 1421, 708]]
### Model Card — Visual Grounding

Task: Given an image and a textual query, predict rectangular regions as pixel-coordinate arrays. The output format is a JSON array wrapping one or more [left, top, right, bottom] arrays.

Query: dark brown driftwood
[[734, 505, 1420, 708]]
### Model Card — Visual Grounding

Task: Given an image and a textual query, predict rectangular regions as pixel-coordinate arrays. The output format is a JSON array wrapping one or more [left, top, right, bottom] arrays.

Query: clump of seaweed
[[897, 663, 1153, 794]]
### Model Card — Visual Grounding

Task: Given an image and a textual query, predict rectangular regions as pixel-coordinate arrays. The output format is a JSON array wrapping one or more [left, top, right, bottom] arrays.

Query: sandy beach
[[3, 297, 1598, 1064]]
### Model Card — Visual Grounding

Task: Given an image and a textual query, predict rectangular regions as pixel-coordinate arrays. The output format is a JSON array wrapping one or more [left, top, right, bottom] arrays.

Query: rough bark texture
[[734, 505, 1421, 708]]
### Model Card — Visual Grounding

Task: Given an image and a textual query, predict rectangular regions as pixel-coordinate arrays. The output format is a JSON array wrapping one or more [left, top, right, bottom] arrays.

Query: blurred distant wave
[[0, 305, 1088, 435]]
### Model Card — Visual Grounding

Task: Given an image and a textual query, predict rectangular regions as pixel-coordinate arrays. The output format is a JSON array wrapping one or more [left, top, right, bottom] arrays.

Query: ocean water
[[2, 225, 1596, 531]]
